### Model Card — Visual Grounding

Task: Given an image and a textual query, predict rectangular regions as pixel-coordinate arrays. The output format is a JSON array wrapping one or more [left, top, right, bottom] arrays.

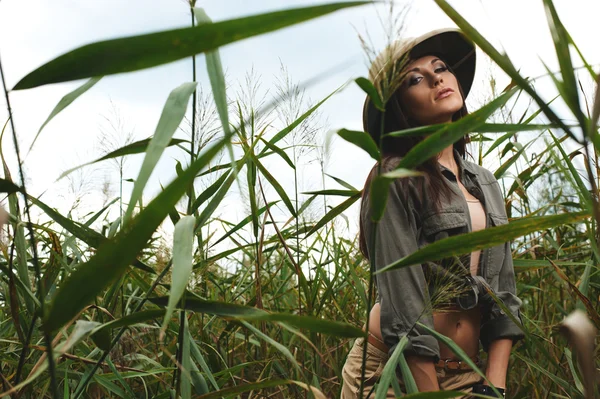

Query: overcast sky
[[1, 0, 599, 243]]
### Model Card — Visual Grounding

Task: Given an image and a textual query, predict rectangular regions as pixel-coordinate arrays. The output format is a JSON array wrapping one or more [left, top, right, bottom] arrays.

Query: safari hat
[[362, 28, 476, 137]]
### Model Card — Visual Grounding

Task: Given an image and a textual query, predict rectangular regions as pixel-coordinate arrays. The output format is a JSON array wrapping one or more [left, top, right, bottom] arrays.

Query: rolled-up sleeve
[[480, 238, 525, 352], [361, 167, 440, 362]]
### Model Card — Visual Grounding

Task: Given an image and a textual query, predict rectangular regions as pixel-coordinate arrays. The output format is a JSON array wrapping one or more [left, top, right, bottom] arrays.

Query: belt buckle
[[444, 359, 461, 371]]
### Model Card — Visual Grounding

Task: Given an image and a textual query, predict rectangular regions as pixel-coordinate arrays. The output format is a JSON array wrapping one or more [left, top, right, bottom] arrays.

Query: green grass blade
[[416, 322, 496, 394], [337, 129, 381, 161], [375, 335, 408, 399], [378, 211, 589, 274], [148, 296, 365, 338], [29, 77, 101, 154], [387, 122, 564, 139], [355, 77, 384, 111], [261, 82, 348, 153], [28, 196, 155, 274], [542, 0, 586, 129], [212, 201, 279, 246], [124, 82, 197, 225], [192, 379, 291, 399], [397, 88, 517, 170], [301, 189, 361, 197], [398, 352, 418, 394], [90, 309, 165, 351], [306, 192, 361, 236], [251, 153, 296, 216], [194, 7, 229, 139], [400, 392, 465, 398], [190, 170, 230, 214], [161, 215, 195, 337], [187, 329, 219, 391], [0, 178, 22, 194], [241, 321, 301, 373], [324, 173, 358, 191], [259, 137, 295, 169], [13, 2, 368, 90], [433, 0, 575, 141], [181, 316, 192, 399], [58, 138, 186, 181], [43, 126, 231, 333]]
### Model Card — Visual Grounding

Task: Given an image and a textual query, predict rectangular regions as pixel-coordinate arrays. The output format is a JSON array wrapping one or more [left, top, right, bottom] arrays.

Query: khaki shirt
[[360, 148, 524, 361]]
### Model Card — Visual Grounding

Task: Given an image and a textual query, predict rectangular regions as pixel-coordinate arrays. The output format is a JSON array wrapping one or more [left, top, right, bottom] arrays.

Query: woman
[[341, 29, 524, 398]]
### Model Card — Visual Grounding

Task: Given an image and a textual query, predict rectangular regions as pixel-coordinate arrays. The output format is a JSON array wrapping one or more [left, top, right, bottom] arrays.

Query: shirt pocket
[[422, 206, 468, 243], [487, 212, 508, 276]]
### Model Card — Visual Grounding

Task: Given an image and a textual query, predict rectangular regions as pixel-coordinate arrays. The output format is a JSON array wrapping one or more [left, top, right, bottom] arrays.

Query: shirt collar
[[437, 148, 479, 179]]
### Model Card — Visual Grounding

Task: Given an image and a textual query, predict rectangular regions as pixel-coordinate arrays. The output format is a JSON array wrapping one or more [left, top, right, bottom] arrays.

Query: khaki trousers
[[341, 337, 484, 399]]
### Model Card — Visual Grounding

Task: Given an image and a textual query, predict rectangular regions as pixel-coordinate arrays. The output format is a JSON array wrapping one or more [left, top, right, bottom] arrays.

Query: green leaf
[[378, 211, 590, 274], [187, 329, 219, 391], [356, 77, 384, 111], [161, 215, 195, 337], [397, 88, 517, 171], [0, 178, 22, 194], [494, 141, 530, 179], [387, 122, 566, 139], [212, 201, 279, 246], [194, 7, 229, 139], [375, 335, 408, 399], [14, 2, 369, 90], [369, 169, 425, 222], [400, 392, 465, 398], [325, 173, 358, 191], [337, 129, 381, 161], [306, 192, 362, 236], [542, 0, 586, 129], [58, 138, 187, 181], [262, 82, 348, 152], [301, 189, 360, 197], [90, 309, 166, 351], [251, 153, 296, 216], [124, 82, 197, 224], [148, 296, 366, 338], [28, 196, 155, 274], [432, 0, 576, 141], [29, 77, 101, 153], [190, 171, 231, 214], [43, 122, 232, 333], [180, 316, 192, 399], [417, 322, 497, 395], [259, 137, 295, 169], [192, 379, 291, 399]]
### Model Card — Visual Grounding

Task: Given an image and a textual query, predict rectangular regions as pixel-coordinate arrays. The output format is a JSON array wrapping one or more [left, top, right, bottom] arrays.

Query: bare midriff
[[361, 172, 485, 359], [363, 302, 481, 359]]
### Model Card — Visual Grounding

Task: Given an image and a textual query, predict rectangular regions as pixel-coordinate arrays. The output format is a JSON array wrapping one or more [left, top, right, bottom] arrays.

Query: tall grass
[[0, 1, 598, 398]]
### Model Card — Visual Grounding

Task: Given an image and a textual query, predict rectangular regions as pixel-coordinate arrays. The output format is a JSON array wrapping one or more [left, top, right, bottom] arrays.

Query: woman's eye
[[409, 76, 422, 86], [435, 65, 448, 73]]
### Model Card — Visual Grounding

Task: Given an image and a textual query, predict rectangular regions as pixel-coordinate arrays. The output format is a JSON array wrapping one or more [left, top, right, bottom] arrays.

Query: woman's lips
[[436, 88, 454, 100]]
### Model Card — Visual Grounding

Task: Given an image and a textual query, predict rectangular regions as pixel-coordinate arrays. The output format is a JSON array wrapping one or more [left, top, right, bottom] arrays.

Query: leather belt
[[367, 333, 389, 353], [366, 332, 480, 371], [435, 355, 481, 371]]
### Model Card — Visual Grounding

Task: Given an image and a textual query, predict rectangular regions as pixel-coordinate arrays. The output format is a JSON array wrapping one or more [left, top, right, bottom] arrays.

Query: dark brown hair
[[359, 54, 472, 260]]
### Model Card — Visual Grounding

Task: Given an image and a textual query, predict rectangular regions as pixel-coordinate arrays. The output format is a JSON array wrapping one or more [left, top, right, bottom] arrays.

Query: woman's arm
[[484, 338, 512, 388], [361, 161, 440, 391]]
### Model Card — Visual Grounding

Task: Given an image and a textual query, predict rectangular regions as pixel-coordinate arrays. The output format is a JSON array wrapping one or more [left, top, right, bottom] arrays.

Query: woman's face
[[397, 55, 464, 125]]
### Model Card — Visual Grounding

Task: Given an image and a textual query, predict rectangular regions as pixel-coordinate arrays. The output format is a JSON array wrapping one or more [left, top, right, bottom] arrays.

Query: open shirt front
[[360, 148, 525, 362]]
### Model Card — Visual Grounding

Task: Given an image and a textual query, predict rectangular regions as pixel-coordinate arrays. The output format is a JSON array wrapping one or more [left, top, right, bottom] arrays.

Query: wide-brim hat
[[362, 28, 476, 137]]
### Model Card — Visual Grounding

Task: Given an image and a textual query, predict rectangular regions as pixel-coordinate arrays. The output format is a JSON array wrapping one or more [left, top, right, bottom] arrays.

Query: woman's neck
[[437, 145, 460, 179]]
